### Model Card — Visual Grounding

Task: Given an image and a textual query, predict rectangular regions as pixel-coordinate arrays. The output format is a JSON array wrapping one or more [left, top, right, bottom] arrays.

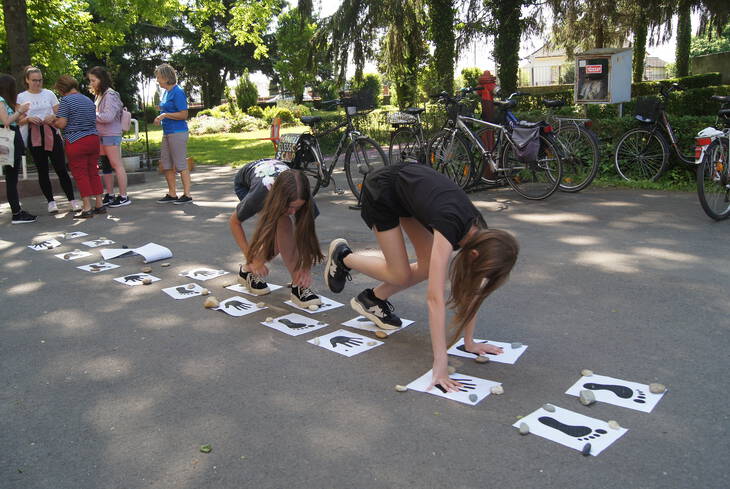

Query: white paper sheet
[[63, 231, 88, 239], [407, 369, 501, 406], [513, 405, 628, 456], [307, 329, 382, 356], [214, 296, 266, 317], [101, 243, 172, 263], [161, 283, 206, 299], [28, 238, 62, 251], [226, 283, 283, 296], [179, 267, 229, 281], [113, 273, 161, 286], [565, 373, 666, 413], [54, 250, 92, 261], [262, 313, 329, 336], [447, 338, 528, 364], [77, 261, 120, 273], [82, 238, 115, 248], [341, 316, 415, 336], [285, 295, 343, 314]]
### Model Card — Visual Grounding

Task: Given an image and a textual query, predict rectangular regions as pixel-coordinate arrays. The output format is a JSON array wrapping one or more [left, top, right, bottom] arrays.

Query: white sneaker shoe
[[71, 200, 83, 212], [47, 201, 59, 214]]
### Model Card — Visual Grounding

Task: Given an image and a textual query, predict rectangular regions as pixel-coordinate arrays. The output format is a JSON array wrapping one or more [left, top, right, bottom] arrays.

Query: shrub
[[235, 73, 259, 112], [188, 115, 231, 135], [247, 105, 264, 118], [229, 114, 269, 132]]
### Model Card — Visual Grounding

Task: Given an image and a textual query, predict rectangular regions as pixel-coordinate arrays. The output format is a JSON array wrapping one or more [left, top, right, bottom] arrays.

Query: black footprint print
[[279, 318, 315, 330], [356, 317, 372, 322], [538, 417, 608, 441], [455, 341, 494, 356], [583, 382, 646, 404]]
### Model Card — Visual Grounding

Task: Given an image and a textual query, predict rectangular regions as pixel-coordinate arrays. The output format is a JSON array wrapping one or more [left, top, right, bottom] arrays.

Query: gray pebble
[[510, 342, 523, 349], [518, 422, 530, 435], [474, 355, 489, 364], [543, 403, 556, 412], [607, 420, 621, 430], [469, 394, 478, 403], [490, 385, 504, 395], [581, 369, 594, 377], [394, 384, 408, 392], [581, 443, 591, 456], [579, 389, 596, 406], [649, 383, 666, 394], [160, 262, 170, 267]]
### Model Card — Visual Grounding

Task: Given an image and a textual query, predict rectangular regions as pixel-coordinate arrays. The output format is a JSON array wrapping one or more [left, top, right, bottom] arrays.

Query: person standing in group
[[88, 66, 130, 208], [153, 63, 191, 205], [0, 74, 36, 224], [17, 66, 80, 214], [46, 75, 105, 218]]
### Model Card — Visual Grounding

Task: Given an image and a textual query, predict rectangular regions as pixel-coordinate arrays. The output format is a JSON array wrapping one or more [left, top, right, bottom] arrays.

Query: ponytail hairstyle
[[447, 228, 519, 345], [245, 169, 324, 270], [87, 66, 113, 98]]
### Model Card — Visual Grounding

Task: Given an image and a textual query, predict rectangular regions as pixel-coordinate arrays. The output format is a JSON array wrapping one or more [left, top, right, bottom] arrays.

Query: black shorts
[[360, 164, 410, 232]]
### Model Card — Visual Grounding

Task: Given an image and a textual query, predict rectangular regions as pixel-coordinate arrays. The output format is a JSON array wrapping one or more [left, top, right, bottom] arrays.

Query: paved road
[[1, 166, 728, 489]]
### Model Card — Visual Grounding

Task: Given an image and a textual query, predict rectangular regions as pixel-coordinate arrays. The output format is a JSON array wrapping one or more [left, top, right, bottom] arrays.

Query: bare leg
[[164, 169, 177, 197], [180, 169, 191, 196], [102, 173, 114, 195], [274, 215, 299, 280], [104, 145, 127, 195]]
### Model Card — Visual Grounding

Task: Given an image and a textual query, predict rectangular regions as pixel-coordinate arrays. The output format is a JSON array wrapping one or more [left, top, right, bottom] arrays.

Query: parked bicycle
[[275, 95, 388, 200], [694, 95, 730, 220], [387, 108, 427, 165]]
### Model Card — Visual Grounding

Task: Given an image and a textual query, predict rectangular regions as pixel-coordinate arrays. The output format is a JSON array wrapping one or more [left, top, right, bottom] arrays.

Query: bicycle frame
[[446, 115, 513, 174], [304, 116, 363, 187]]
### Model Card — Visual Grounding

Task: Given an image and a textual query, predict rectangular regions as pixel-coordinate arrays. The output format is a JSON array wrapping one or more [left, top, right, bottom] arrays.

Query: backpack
[[121, 108, 132, 132]]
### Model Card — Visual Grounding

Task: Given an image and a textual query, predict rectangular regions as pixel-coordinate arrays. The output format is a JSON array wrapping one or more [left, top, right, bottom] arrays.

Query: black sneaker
[[324, 238, 352, 293], [350, 289, 402, 330], [108, 195, 131, 208], [174, 195, 193, 205], [102, 193, 114, 206], [238, 265, 270, 295], [93, 206, 107, 214], [11, 210, 37, 224], [157, 194, 177, 204], [291, 285, 322, 308]]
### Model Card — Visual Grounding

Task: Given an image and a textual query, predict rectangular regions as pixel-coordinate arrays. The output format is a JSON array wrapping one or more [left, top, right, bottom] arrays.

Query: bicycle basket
[[447, 99, 477, 120], [387, 111, 417, 125], [635, 96, 663, 122], [275, 133, 302, 163], [342, 90, 376, 115]]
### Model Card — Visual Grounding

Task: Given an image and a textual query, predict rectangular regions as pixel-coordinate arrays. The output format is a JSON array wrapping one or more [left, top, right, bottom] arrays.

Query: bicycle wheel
[[472, 127, 503, 186], [388, 127, 423, 164], [614, 128, 668, 181], [555, 124, 600, 192], [697, 136, 730, 220], [502, 134, 562, 200], [345, 136, 388, 200], [426, 130, 474, 189]]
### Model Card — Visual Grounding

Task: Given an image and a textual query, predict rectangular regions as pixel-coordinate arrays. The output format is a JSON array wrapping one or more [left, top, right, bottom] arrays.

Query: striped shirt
[[57, 92, 98, 143]]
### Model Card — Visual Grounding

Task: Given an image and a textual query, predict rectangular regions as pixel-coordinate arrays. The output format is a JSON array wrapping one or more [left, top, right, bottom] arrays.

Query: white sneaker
[[71, 200, 83, 212], [47, 201, 59, 214]]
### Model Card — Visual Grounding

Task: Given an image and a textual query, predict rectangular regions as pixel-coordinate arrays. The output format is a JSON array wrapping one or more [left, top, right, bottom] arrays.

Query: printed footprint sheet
[[226, 283, 283, 296], [447, 338, 527, 364], [114, 273, 161, 286], [162, 283, 206, 299], [28, 239, 62, 251], [78, 261, 120, 273], [82, 238, 115, 248], [308, 329, 382, 356], [63, 231, 88, 239], [262, 313, 329, 336], [565, 373, 666, 413], [341, 316, 415, 336], [215, 296, 265, 317], [407, 369, 501, 406], [513, 405, 628, 456], [179, 267, 229, 281], [285, 296, 343, 314]]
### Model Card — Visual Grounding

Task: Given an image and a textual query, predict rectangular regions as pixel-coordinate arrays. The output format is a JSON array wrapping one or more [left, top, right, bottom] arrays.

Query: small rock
[[395, 384, 408, 392], [312, 338, 320, 345], [374, 331, 387, 339], [490, 385, 504, 395], [543, 403, 556, 413], [581, 443, 591, 456], [256, 302, 265, 308], [649, 383, 666, 394], [447, 366, 456, 375], [200, 444, 212, 454], [200, 288, 209, 295], [142, 278, 152, 285], [511, 342, 523, 349], [265, 317, 274, 323], [469, 394, 478, 403], [161, 262, 170, 267], [475, 355, 489, 364], [518, 422, 530, 435], [579, 389, 596, 406], [203, 296, 219, 309], [308, 305, 319, 311], [581, 369, 594, 377], [608, 420, 621, 430], [366, 341, 377, 346], [186, 284, 195, 290], [141, 266, 152, 273]]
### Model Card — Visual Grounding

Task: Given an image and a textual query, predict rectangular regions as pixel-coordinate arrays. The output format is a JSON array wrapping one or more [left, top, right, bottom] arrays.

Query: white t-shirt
[[17, 89, 60, 144]]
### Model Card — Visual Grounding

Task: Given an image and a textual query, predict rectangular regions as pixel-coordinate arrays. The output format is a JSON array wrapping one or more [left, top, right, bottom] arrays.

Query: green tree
[[490, 0, 540, 97], [350, 72, 382, 108], [429, 0, 455, 94], [274, 7, 316, 103], [675, 0, 692, 76], [691, 21, 730, 55], [235, 71, 258, 111]]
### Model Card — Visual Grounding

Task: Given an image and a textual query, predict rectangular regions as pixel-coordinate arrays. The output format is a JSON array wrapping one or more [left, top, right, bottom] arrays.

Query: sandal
[[75, 210, 94, 219]]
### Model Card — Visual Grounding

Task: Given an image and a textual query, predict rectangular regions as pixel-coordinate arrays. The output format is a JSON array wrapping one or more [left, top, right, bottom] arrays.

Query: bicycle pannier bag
[[511, 125, 540, 163]]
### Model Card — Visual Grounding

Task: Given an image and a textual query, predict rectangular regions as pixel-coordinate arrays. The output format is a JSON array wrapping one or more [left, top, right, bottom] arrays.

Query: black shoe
[[93, 206, 107, 214], [108, 195, 131, 208], [102, 193, 114, 206], [291, 285, 322, 308], [74, 209, 94, 219], [173, 195, 193, 205], [350, 289, 402, 330], [157, 194, 177, 204], [11, 210, 37, 224], [238, 265, 270, 295], [324, 238, 352, 293]]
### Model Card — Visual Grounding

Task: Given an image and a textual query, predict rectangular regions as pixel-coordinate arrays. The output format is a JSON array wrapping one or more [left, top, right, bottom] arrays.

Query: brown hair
[[245, 169, 323, 271], [87, 66, 113, 97], [447, 228, 519, 345], [24, 66, 42, 87], [54, 75, 79, 95], [0, 74, 18, 108]]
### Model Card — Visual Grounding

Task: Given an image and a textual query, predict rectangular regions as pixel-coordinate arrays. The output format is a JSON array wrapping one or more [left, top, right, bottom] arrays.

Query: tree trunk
[[429, 0, 454, 94], [493, 0, 521, 96], [632, 13, 648, 83], [2, 0, 31, 84], [675, 1, 691, 77]]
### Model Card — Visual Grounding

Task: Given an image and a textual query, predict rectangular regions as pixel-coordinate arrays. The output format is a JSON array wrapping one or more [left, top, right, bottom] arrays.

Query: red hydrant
[[478, 70, 497, 178]]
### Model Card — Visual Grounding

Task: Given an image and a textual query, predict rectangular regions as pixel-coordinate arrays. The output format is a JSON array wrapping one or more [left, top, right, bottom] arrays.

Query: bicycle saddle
[[543, 99, 565, 108], [300, 116, 322, 125], [711, 95, 730, 103], [493, 99, 517, 109], [404, 107, 425, 115]]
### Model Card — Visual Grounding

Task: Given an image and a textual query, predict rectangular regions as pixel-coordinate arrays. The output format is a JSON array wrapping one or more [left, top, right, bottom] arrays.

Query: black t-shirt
[[234, 159, 290, 221]]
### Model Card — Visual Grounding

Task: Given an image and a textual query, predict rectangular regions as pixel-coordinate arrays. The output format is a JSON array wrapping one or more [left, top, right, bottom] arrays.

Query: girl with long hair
[[324, 163, 519, 392], [229, 159, 323, 307]]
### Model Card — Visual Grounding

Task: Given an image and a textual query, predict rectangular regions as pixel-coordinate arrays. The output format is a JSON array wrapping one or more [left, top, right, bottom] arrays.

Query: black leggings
[[28, 131, 75, 202], [3, 164, 20, 214]]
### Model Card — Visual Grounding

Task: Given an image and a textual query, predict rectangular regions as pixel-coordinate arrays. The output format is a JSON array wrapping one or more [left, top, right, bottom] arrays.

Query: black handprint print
[[192, 269, 215, 277], [279, 318, 315, 330], [224, 300, 251, 311], [435, 378, 477, 394], [33, 241, 53, 250], [330, 336, 363, 348], [123, 274, 144, 283], [175, 286, 196, 295]]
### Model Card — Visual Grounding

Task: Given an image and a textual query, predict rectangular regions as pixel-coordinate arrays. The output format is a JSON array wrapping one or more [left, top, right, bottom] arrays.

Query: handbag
[[0, 126, 15, 167], [121, 108, 132, 132]]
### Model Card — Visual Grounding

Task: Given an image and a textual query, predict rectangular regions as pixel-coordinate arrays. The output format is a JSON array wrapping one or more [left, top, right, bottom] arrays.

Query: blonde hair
[[24, 66, 42, 87], [154, 63, 178, 86]]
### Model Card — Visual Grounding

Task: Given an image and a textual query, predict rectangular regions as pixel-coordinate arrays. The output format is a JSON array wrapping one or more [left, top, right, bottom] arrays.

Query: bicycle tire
[[345, 136, 389, 200], [614, 128, 669, 181], [555, 124, 600, 192], [472, 127, 503, 187], [697, 136, 730, 221], [501, 133, 562, 200], [388, 127, 423, 165], [296, 150, 323, 197], [426, 130, 474, 189]]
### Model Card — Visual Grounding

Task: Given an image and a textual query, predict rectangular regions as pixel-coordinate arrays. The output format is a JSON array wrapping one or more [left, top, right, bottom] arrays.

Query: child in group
[[324, 163, 519, 392], [229, 158, 323, 307]]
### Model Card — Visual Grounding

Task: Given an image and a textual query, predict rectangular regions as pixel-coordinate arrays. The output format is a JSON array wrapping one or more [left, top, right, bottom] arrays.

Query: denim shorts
[[100, 135, 122, 146]]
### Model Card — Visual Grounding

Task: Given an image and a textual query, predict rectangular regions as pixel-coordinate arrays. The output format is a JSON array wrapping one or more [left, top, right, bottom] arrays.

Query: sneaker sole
[[350, 297, 400, 330], [173, 200, 193, 205], [290, 294, 322, 308], [11, 219, 37, 224], [108, 201, 131, 208], [324, 238, 349, 293], [156, 199, 178, 204]]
